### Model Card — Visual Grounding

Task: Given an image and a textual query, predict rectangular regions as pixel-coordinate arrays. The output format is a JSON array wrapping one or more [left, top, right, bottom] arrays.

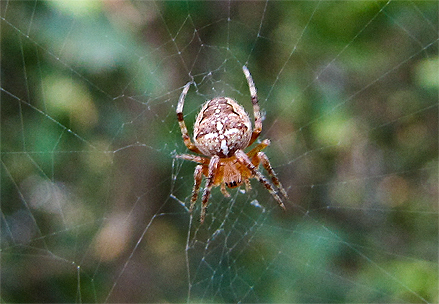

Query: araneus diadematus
[[176, 66, 288, 223]]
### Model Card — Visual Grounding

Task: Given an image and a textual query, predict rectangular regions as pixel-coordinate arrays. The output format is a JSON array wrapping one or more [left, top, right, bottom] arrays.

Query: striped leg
[[256, 151, 288, 199], [235, 149, 286, 210], [242, 66, 262, 146], [190, 164, 204, 213], [200, 155, 220, 223], [176, 82, 200, 153]]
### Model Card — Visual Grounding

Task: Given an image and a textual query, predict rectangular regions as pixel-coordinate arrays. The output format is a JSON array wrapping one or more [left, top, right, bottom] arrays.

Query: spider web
[[1, 0, 438, 303]]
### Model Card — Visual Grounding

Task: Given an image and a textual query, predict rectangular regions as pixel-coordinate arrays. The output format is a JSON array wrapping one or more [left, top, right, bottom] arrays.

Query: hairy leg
[[175, 153, 209, 165], [221, 182, 231, 197], [176, 81, 201, 153], [242, 66, 262, 146], [200, 155, 220, 223], [190, 164, 204, 213], [256, 151, 288, 199], [247, 139, 270, 159], [235, 149, 286, 210]]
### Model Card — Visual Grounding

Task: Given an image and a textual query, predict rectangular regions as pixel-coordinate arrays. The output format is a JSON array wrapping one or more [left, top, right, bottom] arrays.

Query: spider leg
[[177, 82, 201, 154], [176, 153, 209, 165], [242, 66, 262, 146], [256, 151, 288, 199], [200, 155, 220, 223], [235, 149, 286, 210], [244, 179, 252, 192], [247, 138, 270, 159], [221, 183, 231, 197], [190, 164, 204, 213], [246, 139, 287, 198]]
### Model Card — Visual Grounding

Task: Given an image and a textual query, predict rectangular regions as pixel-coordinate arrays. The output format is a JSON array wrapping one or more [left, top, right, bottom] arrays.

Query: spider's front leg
[[176, 82, 201, 154], [242, 66, 262, 146]]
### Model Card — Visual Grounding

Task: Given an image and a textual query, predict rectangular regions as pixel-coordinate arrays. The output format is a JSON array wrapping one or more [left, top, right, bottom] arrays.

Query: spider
[[176, 66, 288, 223]]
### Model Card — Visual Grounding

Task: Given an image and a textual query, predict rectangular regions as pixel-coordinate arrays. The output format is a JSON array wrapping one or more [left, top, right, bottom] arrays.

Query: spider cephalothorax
[[176, 66, 288, 223]]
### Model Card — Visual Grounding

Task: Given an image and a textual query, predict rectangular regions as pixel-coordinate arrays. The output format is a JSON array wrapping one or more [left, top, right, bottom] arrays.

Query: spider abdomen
[[193, 97, 252, 158]]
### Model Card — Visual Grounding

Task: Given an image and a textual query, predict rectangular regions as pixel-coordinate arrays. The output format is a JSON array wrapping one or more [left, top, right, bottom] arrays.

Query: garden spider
[[176, 66, 288, 223]]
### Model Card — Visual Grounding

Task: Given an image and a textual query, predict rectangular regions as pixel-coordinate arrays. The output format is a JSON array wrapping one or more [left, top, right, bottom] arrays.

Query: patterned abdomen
[[194, 97, 252, 158]]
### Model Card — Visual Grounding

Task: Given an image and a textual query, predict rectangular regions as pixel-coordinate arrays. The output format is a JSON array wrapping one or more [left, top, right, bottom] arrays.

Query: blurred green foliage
[[1, 1, 437, 303]]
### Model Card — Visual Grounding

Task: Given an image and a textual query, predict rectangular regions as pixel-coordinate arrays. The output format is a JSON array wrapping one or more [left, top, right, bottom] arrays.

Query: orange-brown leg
[[200, 155, 220, 223], [256, 151, 288, 199], [190, 164, 204, 213], [235, 149, 286, 210], [247, 138, 270, 159]]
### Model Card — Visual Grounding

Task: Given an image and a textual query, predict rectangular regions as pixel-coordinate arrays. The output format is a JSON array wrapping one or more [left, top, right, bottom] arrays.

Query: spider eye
[[226, 181, 239, 188]]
